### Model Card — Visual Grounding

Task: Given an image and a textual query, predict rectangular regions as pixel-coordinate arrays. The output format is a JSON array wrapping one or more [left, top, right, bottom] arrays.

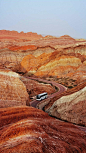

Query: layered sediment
[[0, 30, 86, 152], [0, 70, 29, 108], [0, 106, 86, 153]]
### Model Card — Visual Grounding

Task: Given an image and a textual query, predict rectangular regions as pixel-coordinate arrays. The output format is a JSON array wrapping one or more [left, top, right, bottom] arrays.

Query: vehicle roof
[[37, 92, 47, 96]]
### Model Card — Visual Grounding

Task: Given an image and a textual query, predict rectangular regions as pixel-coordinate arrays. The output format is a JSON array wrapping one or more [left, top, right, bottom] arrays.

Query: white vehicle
[[36, 92, 48, 101]]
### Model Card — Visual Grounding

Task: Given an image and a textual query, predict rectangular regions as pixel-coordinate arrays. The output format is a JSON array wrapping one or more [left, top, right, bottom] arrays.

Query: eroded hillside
[[0, 30, 86, 153]]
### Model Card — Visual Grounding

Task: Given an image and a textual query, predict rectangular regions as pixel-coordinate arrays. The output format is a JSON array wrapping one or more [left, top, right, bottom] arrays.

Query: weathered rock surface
[[20, 52, 54, 74], [20, 53, 83, 78], [0, 70, 29, 108], [0, 30, 86, 152], [8, 45, 37, 51], [0, 30, 43, 40], [71, 64, 86, 82], [0, 106, 86, 153], [0, 30, 86, 82], [35, 55, 81, 76], [43, 81, 86, 126]]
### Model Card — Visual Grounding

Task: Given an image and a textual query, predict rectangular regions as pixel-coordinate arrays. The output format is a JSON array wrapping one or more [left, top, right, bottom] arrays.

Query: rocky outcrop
[[48, 65, 77, 78], [83, 60, 86, 65], [8, 45, 37, 51], [0, 31, 86, 80], [0, 49, 38, 71], [43, 82, 86, 126], [0, 70, 29, 108], [1, 31, 86, 52], [35, 55, 81, 73], [71, 63, 86, 82], [0, 106, 86, 153], [0, 30, 43, 40], [0, 47, 54, 72], [20, 52, 55, 74], [0, 30, 86, 152], [19, 48, 86, 85], [20, 53, 82, 77]]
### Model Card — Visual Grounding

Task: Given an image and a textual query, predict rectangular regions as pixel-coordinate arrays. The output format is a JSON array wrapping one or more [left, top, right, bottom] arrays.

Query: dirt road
[[25, 77, 67, 108]]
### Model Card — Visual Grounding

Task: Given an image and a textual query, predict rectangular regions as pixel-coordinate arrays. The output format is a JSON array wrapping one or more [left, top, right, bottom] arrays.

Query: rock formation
[[0, 70, 29, 108], [41, 81, 86, 126], [8, 45, 37, 51], [48, 86, 86, 126], [0, 30, 86, 82], [0, 30, 43, 40], [0, 30, 86, 107], [0, 106, 86, 153], [20, 52, 85, 81], [0, 30, 86, 152]]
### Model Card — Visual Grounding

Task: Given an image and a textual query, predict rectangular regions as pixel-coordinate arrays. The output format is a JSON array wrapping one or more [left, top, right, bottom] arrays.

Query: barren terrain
[[0, 30, 86, 152]]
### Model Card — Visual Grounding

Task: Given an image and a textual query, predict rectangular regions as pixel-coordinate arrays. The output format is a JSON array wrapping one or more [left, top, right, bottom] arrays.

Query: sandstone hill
[[0, 30, 86, 83], [20, 52, 86, 84], [0, 30, 86, 152], [0, 30, 86, 104], [0, 69, 29, 108], [49, 85, 86, 126], [0, 30, 43, 40], [0, 69, 55, 108], [36, 80, 86, 126], [0, 106, 86, 153]]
